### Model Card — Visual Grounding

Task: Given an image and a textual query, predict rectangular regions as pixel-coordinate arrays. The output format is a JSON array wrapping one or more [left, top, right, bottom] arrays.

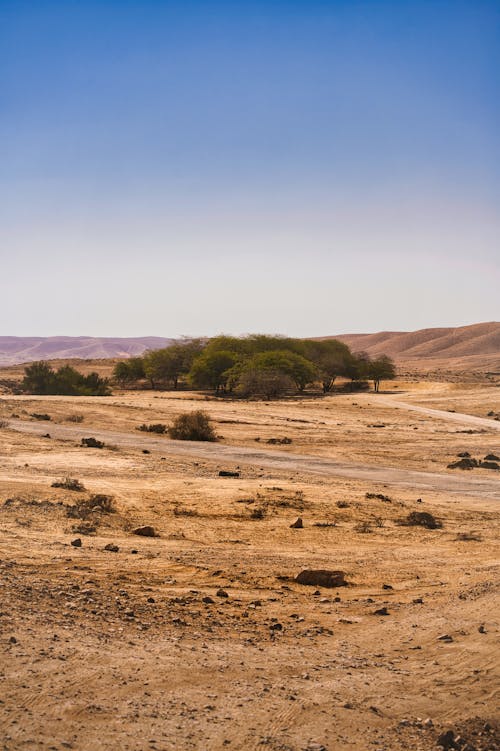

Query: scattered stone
[[147, 597, 155, 603], [447, 457, 478, 470], [290, 517, 303, 528], [295, 570, 347, 588], [437, 634, 454, 642], [104, 543, 119, 552], [202, 596, 215, 604], [132, 526, 157, 537], [478, 624, 486, 633], [142, 449, 150, 454], [216, 588, 229, 598], [382, 583, 393, 590], [480, 460, 500, 470], [70, 538, 82, 547], [436, 730, 456, 749], [484, 453, 500, 461], [266, 437, 292, 445], [373, 607, 389, 616], [9, 636, 17, 644], [269, 622, 283, 631]]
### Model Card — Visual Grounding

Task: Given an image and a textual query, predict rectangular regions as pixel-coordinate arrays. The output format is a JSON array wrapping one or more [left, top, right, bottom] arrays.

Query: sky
[[1, 0, 499, 338]]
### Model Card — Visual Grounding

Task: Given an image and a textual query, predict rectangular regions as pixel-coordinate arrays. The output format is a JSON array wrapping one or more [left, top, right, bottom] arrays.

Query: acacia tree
[[188, 350, 239, 393], [304, 340, 352, 392], [113, 357, 145, 385], [367, 355, 396, 392]]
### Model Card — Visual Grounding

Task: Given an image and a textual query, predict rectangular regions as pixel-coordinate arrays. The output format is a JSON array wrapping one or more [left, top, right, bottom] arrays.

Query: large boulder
[[295, 569, 347, 588], [132, 525, 157, 537]]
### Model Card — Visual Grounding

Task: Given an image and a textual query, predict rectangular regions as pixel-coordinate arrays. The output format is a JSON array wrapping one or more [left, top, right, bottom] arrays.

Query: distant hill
[[328, 322, 500, 373], [0, 336, 174, 366]]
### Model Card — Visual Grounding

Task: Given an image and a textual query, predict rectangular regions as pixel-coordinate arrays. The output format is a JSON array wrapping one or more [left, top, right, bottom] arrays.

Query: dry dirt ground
[[0, 381, 499, 751]]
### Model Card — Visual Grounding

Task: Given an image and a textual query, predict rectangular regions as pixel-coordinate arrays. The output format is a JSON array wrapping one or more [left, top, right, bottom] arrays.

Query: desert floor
[[0, 380, 499, 751]]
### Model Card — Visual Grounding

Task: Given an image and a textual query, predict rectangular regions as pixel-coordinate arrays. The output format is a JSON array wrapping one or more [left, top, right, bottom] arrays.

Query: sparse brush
[[51, 477, 86, 492], [66, 494, 116, 519], [354, 521, 372, 533], [66, 414, 84, 423], [0, 419, 8, 428], [371, 515, 384, 527], [366, 492, 392, 502], [137, 423, 167, 434], [81, 437, 105, 449], [250, 507, 266, 520], [398, 511, 442, 529], [168, 411, 217, 442], [455, 531, 482, 542], [31, 413, 51, 421], [313, 521, 336, 528], [71, 521, 97, 535], [173, 505, 200, 516], [336, 500, 350, 508]]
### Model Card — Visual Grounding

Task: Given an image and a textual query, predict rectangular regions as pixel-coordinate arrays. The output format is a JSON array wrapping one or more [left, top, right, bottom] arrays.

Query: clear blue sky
[[1, 0, 499, 337]]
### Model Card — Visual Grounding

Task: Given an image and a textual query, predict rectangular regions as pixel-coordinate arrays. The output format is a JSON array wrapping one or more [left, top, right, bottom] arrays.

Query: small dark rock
[[382, 583, 393, 590], [104, 543, 119, 552], [290, 517, 303, 529], [436, 730, 456, 749], [216, 588, 229, 598], [269, 622, 283, 631], [373, 607, 389, 616], [218, 470, 240, 478], [202, 596, 215, 604], [9, 636, 17, 644], [70, 538, 82, 547]]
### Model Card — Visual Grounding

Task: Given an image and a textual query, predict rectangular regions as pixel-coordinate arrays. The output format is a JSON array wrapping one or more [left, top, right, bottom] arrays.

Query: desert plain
[[0, 376, 499, 751]]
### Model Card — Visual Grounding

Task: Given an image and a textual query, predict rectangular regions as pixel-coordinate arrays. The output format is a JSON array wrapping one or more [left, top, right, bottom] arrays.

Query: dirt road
[[7, 416, 500, 500]]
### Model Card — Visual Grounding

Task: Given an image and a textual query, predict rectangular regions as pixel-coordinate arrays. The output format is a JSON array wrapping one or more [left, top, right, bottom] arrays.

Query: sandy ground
[[0, 380, 499, 751]]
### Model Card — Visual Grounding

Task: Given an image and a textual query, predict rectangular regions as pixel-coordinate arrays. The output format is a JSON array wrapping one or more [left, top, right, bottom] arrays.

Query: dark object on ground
[[373, 607, 389, 615], [366, 492, 392, 502], [142, 449, 150, 454], [216, 588, 229, 598], [137, 423, 167, 434], [382, 583, 393, 590], [104, 543, 119, 552], [81, 437, 105, 449], [436, 730, 456, 749], [66, 494, 116, 520], [132, 525, 157, 537], [480, 460, 500, 470], [31, 413, 51, 421], [70, 538, 82, 547], [52, 477, 85, 492], [401, 511, 442, 529], [455, 531, 482, 542], [457, 451, 471, 457], [484, 453, 500, 461], [266, 437, 292, 445], [250, 507, 266, 519], [448, 457, 478, 469], [219, 470, 240, 477], [168, 410, 217, 441], [72, 521, 97, 535], [295, 569, 347, 588], [43, 433, 51, 438], [313, 521, 336, 528], [290, 517, 303, 528]]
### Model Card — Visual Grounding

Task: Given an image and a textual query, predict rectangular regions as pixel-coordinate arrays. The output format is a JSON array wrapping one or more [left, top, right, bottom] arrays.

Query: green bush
[[168, 410, 217, 441]]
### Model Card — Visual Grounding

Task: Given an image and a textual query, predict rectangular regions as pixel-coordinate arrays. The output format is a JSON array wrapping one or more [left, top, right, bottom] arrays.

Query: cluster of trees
[[113, 335, 396, 397], [22, 362, 111, 396]]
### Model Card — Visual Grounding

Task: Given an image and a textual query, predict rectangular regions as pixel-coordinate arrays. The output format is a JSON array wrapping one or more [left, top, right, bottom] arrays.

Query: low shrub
[[31, 413, 51, 421], [66, 414, 84, 423], [137, 423, 167, 434], [399, 511, 442, 529], [51, 477, 86, 492], [81, 437, 105, 449], [168, 411, 217, 442]]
